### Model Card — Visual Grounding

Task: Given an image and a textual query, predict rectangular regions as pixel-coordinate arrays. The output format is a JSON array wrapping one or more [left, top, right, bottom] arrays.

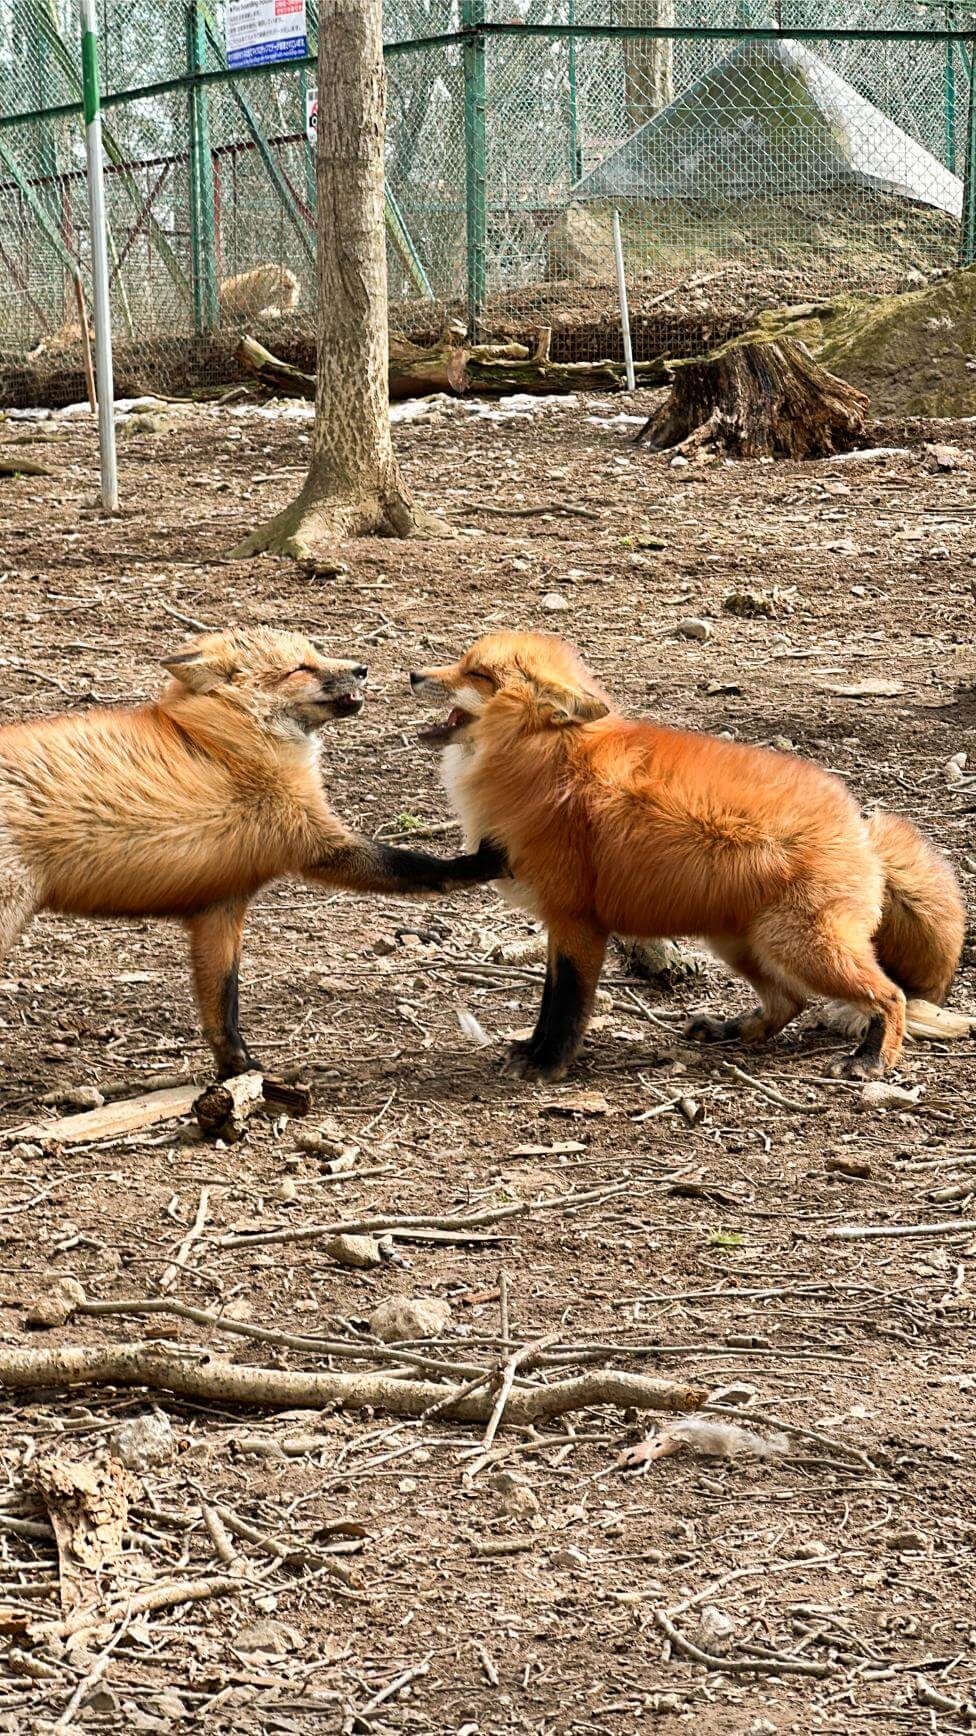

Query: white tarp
[[575, 38, 962, 221]]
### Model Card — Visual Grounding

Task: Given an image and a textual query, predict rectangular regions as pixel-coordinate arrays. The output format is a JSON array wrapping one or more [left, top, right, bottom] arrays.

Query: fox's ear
[[160, 648, 224, 694], [536, 683, 609, 728]]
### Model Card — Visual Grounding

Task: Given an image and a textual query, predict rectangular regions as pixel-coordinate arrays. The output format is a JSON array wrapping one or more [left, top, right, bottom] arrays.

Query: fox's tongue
[[418, 704, 472, 746]]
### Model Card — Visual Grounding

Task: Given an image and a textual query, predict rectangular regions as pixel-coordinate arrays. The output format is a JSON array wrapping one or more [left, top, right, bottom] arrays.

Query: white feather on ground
[[816, 998, 974, 1041], [617, 1414, 789, 1469]]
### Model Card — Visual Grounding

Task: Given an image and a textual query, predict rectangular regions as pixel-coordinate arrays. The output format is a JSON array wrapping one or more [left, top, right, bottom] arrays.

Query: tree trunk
[[230, 0, 449, 556], [621, 0, 674, 129], [636, 335, 870, 459]]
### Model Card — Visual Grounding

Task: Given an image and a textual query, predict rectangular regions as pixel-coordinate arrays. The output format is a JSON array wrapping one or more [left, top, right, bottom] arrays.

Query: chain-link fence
[[1, 1, 974, 401]]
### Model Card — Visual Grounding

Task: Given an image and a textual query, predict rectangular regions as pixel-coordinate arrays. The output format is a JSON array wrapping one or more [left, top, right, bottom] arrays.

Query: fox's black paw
[[216, 1047, 259, 1081], [684, 1013, 735, 1044], [500, 1040, 570, 1083], [829, 1051, 885, 1081]]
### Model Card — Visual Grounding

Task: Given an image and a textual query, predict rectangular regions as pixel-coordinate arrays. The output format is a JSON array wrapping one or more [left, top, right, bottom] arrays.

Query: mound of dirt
[[754, 265, 976, 418]]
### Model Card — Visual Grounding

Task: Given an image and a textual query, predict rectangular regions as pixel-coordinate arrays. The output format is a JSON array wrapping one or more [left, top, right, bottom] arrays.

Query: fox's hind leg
[[686, 939, 806, 1047], [185, 900, 256, 1079], [753, 905, 906, 1079], [503, 918, 607, 1083], [0, 855, 39, 971]]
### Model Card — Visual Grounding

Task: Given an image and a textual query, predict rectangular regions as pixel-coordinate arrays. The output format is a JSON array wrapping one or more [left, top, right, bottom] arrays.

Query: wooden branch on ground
[[7, 1083, 200, 1146], [635, 334, 869, 459], [0, 1341, 706, 1425]]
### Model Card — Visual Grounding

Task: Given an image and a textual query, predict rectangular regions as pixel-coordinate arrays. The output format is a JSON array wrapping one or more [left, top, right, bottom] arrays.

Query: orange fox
[[0, 629, 501, 1077], [411, 632, 967, 1082]]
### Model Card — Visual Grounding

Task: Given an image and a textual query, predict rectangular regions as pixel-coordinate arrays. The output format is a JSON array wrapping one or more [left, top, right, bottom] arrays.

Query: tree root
[[228, 481, 454, 558], [0, 1341, 705, 1425]]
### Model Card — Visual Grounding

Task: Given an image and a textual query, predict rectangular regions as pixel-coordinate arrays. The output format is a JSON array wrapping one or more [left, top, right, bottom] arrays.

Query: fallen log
[[466, 355, 621, 396], [236, 333, 629, 403], [635, 333, 869, 458], [236, 332, 467, 402]]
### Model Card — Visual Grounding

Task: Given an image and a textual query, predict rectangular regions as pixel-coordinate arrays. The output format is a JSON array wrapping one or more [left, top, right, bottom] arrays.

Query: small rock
[[886, 1528, 928, 1553], [42, 1085, 104, 1112], [927, 442, 967, 471], [234, 1617, 301, 1657], [676, 617, 711, 641], [372, 934, 398, 957], [695, 1605, 736, 1654], [370, 1294, 453, 1342], [26, 1274, 86, 1329], [794, 1540, 829, 1559], [768, 735, 794, 753], [274, 1177, 298, 1203], [550, 1545, 586, 1569], [113, 1410, 177, 1472], [902, 267, 927, 289], [945, 751, 968, 786], [826, 1154, 873, 1179], [321, 1233, 382, 1270], [541, 592, 570, 613], [723, 588, 776, 618], [490, 1471, 539, 1518], [123, 413, 165, 435], [7, 1142, 43, 1161], [669, 455, 689, 469]]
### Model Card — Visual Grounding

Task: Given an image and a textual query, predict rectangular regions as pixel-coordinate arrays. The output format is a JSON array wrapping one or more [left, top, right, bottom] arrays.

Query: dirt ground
[[0, 387, 974, 1735]]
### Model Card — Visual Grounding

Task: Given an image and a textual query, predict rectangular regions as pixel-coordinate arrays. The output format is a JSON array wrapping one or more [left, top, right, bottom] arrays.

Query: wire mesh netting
[[0, 0, 974, 402]]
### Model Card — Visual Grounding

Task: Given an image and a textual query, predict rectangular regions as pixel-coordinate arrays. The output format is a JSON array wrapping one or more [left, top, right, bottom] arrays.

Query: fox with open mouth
[[412, 630, 966, 1084]]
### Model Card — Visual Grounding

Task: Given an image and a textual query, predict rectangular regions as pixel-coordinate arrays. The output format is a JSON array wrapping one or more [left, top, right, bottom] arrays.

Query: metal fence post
[[568, 0, 582, 183], [462, 0, 487, 337], [961, 35, 976, 265], [187, 0, 219, 331]]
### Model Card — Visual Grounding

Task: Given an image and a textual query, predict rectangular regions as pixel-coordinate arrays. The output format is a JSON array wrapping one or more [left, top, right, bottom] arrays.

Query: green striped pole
[[81, 0, 118, 513]]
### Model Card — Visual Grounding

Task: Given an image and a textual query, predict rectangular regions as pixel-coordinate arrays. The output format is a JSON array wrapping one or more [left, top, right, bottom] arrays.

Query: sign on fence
[[226, 0, 307, 70], [305, 89, 317, 147]]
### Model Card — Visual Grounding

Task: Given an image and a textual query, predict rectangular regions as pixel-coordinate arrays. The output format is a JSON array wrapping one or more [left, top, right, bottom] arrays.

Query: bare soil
[[0, 390, 974, 1734]]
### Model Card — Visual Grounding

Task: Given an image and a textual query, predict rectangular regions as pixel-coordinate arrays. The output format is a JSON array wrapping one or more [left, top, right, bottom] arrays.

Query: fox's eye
[[467, 668, 496, 689], [291, 664, 318, 677]]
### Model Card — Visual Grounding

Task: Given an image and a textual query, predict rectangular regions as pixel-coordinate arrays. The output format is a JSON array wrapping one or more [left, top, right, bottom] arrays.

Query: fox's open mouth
[[327, 692, 364, 718], [418, 705, 473, 746]]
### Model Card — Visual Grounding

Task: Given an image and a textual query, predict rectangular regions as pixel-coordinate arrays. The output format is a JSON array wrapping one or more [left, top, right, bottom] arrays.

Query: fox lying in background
[[0, 630, 501, 1077], [412, 631, 967, 1083]]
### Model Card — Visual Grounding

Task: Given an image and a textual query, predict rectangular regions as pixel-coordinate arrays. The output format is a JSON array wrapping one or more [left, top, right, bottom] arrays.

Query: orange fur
[[0, 629, 499, 1076], [412, 632, 966, 1081]]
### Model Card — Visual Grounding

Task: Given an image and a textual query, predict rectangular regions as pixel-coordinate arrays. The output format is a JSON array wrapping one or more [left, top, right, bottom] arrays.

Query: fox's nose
[[351, 664, 368, 682], [409, 670, 423, 689]]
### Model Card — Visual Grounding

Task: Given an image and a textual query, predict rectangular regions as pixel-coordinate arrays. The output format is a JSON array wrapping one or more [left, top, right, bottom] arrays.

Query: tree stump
[[635, 335, 869, 459]]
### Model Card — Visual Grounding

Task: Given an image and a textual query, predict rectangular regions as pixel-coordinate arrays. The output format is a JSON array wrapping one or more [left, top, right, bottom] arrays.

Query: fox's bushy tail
[[868, 810, 970, 1038]]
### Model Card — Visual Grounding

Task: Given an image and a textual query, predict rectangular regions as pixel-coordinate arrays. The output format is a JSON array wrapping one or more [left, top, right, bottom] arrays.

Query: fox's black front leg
[[503, 921, 608, 1084], [316, 836, 506, 897]]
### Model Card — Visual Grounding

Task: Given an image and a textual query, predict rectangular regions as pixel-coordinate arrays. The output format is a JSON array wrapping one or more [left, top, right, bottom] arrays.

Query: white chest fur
[[440, 742, 540, 916]]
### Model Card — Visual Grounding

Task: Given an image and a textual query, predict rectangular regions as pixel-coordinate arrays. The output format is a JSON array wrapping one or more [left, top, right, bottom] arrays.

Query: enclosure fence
[[1, 1, 975, 398]]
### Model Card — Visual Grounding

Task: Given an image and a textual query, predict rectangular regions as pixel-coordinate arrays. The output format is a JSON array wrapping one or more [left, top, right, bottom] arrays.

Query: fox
[[411, 631, 967, 1083], [0, 629, 502, 1078], [218, 265, 300, 322]]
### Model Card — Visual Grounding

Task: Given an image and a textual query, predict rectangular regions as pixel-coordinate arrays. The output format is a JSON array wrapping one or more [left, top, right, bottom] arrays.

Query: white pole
[[80, 0, 118, 513], [611, 208, 636, 393]]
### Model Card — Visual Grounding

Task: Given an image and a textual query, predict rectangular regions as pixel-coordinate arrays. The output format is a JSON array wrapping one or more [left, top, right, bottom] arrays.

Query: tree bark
[[230, 0, 449, 556], [621, 0, 674, 129], [635, 335, 870, 459]]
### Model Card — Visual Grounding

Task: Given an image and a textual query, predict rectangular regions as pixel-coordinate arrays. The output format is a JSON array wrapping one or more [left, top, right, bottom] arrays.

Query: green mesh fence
[[0, 0, 974, 401]]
